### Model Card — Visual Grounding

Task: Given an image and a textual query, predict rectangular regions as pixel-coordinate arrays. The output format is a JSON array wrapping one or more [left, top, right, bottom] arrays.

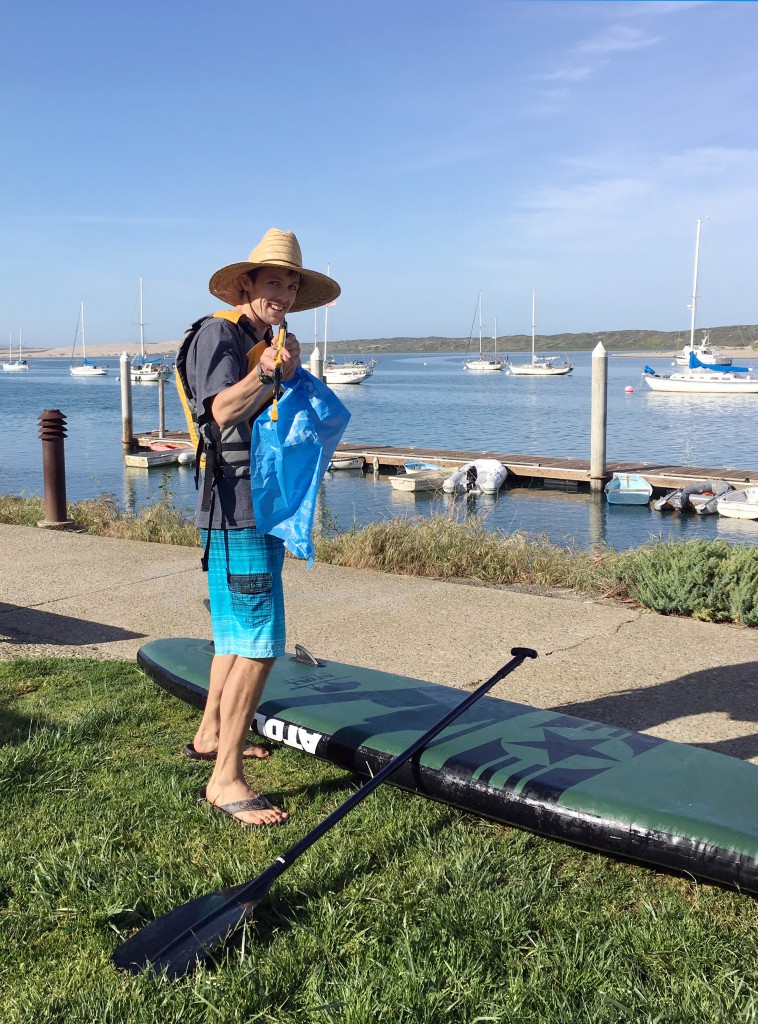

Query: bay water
[[2, 351, 756, 551]]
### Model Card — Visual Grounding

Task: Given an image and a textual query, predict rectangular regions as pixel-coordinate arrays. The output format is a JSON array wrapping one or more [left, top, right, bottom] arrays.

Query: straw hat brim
[[209, 261, 341, 313]]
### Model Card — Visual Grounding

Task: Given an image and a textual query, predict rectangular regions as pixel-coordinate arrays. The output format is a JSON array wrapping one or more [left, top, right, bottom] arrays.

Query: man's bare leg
[[204, 655, 288, 826], [191, 654, 268, 759]]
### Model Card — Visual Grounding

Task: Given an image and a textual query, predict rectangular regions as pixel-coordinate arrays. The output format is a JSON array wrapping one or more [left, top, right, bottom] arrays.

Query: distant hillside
[[328, 325, 758, 355]]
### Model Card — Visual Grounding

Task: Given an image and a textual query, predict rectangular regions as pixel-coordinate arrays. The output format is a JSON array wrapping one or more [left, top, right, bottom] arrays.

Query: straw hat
[[209, 228, 341, 312]]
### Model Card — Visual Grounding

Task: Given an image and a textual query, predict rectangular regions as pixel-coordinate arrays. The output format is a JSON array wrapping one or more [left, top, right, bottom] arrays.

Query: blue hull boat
[[604, 472, 653, 505]]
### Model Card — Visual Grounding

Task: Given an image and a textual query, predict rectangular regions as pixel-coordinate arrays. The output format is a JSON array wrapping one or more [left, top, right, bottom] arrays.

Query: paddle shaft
[[113, 646, 536, 975], [256, 646, 538, 887], [270, 318, 287, 422]]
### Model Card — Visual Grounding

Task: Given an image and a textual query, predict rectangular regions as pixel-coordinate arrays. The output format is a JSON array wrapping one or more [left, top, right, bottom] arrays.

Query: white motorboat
[[505, 288, 572, 376], [716, 487, 758, 520], [463, 295, 504, 372], [69, 302, 108, 376], [644, 219, 757, 395], [443, 459, 508, 495], [130, 279, 171, 383], [2, 332, 29, 372], [328, 456, 364, 470], [675, 331, 731, 367], [320, 268, 375, 385]]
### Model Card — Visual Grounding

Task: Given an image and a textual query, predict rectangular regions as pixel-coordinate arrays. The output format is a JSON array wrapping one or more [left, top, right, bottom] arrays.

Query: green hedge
[[618, 540, 758, 626]]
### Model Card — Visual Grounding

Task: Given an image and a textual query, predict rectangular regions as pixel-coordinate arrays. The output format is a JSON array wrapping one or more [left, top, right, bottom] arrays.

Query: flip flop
[[182, 742, 270, 762], [196, 787, 288, 829]]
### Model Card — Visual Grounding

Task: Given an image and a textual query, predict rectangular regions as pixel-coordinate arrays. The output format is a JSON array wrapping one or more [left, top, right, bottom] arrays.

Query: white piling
[[309, 344, 324, 382], [590, 341, 607, 494], [120, 351, 134, 450]]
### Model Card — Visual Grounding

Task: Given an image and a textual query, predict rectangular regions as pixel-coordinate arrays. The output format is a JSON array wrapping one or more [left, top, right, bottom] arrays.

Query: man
[[183, 228, 340, 827]]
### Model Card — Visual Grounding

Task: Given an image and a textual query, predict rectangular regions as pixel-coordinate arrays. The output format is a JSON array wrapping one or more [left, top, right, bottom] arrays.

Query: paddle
[[270, 318, 287, 422], [112, 646, 537, 978]]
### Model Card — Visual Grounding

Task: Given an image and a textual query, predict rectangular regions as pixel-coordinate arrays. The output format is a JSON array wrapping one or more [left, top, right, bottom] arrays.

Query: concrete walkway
[[1, 523, 757, 762]]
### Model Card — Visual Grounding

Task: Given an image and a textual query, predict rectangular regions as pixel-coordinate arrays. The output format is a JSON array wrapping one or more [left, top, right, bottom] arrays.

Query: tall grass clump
[[616, 539, 758, 625], [0, 488, 198, 547], [316, 514, 625, 596]]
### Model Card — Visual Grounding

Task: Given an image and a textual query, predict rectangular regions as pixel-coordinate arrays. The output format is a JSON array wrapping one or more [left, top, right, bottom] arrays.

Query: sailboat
[[463, 293, 504, 372], [505, 288, 573, 376], [69, 302, 108, 376], [643, 219, 758, 395], [130, 278, 171, 383], [321, 268, 375, 385], [2, 331, 29, 372]]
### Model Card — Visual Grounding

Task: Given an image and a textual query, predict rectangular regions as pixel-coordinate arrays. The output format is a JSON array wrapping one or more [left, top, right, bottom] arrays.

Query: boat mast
[[324, 263, 330, 361], [478, 291, 483, 357], [688, 218, 702, 352], [531, 287, 536, 364], [494, 315, 497, 359], [139, 277, 146, 359], [81, 301, 86, 362]]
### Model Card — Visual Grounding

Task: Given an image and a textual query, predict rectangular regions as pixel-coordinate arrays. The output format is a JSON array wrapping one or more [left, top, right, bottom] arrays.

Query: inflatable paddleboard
[[139, 638, 758, 895]]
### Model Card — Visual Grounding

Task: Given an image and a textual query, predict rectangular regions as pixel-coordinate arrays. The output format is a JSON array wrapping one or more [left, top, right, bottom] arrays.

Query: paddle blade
[[112, 878, 267, 978]]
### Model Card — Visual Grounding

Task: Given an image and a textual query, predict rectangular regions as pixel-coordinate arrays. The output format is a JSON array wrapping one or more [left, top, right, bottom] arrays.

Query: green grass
[[1, 659, 757, 1022]]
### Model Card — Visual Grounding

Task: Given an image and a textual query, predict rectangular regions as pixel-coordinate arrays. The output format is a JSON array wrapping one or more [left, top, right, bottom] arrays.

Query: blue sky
[[2, 0, 757, 348]]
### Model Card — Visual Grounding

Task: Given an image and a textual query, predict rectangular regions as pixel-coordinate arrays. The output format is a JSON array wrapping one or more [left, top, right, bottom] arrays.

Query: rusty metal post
[[37, 409, 76, 529]]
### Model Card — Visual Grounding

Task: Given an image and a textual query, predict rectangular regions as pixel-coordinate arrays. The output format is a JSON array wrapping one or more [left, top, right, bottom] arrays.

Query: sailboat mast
[[494, 315, 497, 358], [139, 278, 146, 359], [531, 287, 536, 364], [478, 291, 483, 357], [689, 218, 702, 351], [81, 301, 86, 361]]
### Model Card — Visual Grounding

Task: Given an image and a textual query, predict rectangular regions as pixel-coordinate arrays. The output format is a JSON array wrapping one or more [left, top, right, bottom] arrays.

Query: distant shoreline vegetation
[[22, 324, 758, 358]]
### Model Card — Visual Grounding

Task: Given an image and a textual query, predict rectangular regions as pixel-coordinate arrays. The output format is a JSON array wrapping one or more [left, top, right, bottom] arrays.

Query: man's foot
[[183, 741, 270, 762], [198, 782, 288, 828]]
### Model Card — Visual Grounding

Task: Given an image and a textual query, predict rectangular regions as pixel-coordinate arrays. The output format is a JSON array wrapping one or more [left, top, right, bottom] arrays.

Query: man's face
[[245, 267, 300, 326]]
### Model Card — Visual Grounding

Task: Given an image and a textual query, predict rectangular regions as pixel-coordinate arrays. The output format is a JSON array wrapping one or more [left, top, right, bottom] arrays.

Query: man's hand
[[258, 333, 301, 382]]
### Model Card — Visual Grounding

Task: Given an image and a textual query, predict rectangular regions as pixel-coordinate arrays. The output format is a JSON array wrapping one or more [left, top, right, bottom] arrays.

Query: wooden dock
[[127, 431, 758, 492], [333, 443, 758, 493]]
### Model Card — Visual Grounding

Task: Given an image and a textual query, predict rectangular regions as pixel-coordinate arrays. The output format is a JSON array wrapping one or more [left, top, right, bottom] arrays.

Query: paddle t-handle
[[112, 645, 537, 978], [270, 318, 287, 422]]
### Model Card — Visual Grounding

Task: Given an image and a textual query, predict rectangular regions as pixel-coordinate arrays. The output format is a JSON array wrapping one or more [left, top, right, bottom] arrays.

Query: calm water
[[2, 352, 757, 551]]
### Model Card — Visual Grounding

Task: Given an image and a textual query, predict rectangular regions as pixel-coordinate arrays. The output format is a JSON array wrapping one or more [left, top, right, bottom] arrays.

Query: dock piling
[[590, 341, 608, 494], [120, 351, 135, 451]]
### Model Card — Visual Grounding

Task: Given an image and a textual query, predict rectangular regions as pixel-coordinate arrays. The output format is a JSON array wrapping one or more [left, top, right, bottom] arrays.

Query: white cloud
[[574, 24, 660, 56]]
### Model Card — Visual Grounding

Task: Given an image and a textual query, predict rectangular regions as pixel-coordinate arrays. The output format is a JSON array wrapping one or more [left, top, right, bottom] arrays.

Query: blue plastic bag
[[251, 367, 351, 567]]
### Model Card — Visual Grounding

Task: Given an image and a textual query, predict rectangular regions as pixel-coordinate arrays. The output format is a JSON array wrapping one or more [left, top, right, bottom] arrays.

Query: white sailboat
[[505, 288, 573, 376], [321, 270, 375, 385], [643, 219, 758, 395], [69, 302, 108, 376], [130, 278, 171, 383], [463, 293, 504, 372], [2, 331, 29, 372]]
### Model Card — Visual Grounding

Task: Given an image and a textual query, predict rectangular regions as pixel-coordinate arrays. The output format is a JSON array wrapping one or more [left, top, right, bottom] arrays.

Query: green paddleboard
[[139, 638, 758, 895]]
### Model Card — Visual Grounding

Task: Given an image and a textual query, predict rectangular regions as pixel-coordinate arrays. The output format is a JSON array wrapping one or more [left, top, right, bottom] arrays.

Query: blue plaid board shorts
[[200, 528, 286, 658]]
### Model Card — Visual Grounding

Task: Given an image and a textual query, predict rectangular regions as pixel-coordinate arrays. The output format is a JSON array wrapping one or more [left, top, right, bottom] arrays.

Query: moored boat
[[653, 479, 733, 515], [443, 459, 507, 495], [604, 473, 653, 505], [716, 487, 758, 520]]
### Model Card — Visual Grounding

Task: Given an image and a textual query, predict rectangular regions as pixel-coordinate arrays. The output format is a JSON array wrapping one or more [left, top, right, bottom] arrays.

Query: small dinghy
[[443, 459, 508, 495], [716, 486, 758, 520], [604, 472, 652, 505], [653, 479, 732, 515], [328, 457, 364, 471], [403, 460, 445, 477]]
